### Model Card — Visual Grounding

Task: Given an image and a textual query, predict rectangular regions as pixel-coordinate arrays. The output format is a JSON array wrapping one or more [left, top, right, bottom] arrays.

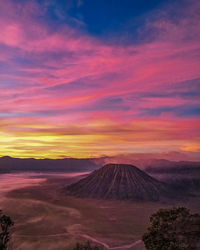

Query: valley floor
[[0, 173, 200, 250]]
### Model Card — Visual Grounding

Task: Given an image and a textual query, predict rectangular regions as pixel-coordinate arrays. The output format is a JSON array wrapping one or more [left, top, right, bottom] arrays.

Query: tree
[[73, 241, 103, 250], [142, 207, 200, 250], [0, 210, 14, 250]]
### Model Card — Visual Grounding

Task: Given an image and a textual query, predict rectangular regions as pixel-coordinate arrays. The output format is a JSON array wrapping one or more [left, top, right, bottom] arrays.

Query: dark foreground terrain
[[0, 171, 200, 250]]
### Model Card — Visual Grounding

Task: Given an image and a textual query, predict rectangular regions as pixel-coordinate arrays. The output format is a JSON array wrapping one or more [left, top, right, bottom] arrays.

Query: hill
[[66, 163, 171, 201], [0, 156, 99, 173]]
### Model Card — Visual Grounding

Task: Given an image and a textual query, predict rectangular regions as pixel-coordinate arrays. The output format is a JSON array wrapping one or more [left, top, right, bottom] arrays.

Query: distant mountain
[[0, 156, 99, 173], [144, 161, 200, 195], [145, 160, 200, 175], [66, 164, 171, 201], [1, 156, 199, 175], [93, 157, 200, 172]]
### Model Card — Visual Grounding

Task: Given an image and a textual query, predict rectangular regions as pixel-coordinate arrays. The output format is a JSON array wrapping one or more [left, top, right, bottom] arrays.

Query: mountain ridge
[[0, 156, 99, 173]]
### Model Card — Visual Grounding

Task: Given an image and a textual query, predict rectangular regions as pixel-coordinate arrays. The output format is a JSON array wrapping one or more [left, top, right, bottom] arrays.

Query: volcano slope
[[66, 164, 171, 201]]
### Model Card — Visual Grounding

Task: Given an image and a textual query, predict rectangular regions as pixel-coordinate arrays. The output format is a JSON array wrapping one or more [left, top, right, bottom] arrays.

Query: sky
[[0, 0, 200, 159]]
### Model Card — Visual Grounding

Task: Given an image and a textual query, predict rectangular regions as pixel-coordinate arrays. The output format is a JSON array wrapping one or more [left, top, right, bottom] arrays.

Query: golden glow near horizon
[[0, 118, 199, 159]]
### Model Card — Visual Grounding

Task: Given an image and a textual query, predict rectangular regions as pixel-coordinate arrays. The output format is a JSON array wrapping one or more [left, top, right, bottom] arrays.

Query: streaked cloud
[[0, 0, 199, 159]]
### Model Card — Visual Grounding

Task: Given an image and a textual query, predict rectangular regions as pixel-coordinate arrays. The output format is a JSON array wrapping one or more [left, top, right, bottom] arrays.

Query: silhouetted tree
[[142, 207, 200, 250], [0, 210, 14, 250], [73, 240, 103, 250]]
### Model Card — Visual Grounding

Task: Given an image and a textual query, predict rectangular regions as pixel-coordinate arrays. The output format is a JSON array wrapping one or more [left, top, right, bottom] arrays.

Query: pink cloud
[[0, 0, 199, 158]]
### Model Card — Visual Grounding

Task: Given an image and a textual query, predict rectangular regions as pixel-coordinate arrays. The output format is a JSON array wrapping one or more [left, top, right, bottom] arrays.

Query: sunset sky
[[0, 0, 200, 159]]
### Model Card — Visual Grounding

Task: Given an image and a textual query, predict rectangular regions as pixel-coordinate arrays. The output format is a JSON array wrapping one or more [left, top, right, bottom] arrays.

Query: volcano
[[66, 164, 170, 201]]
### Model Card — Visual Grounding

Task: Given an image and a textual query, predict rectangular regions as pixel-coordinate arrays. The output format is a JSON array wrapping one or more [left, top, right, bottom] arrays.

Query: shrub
[[142, 207, 200, 250], [0, 210, 14, 250], [73, 240, 103, 250]]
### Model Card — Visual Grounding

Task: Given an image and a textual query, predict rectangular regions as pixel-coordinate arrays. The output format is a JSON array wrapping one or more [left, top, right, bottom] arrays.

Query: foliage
[[142, 207, 200, 250], [0, 210, 14, 250], [73, 240, 103, 250]]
